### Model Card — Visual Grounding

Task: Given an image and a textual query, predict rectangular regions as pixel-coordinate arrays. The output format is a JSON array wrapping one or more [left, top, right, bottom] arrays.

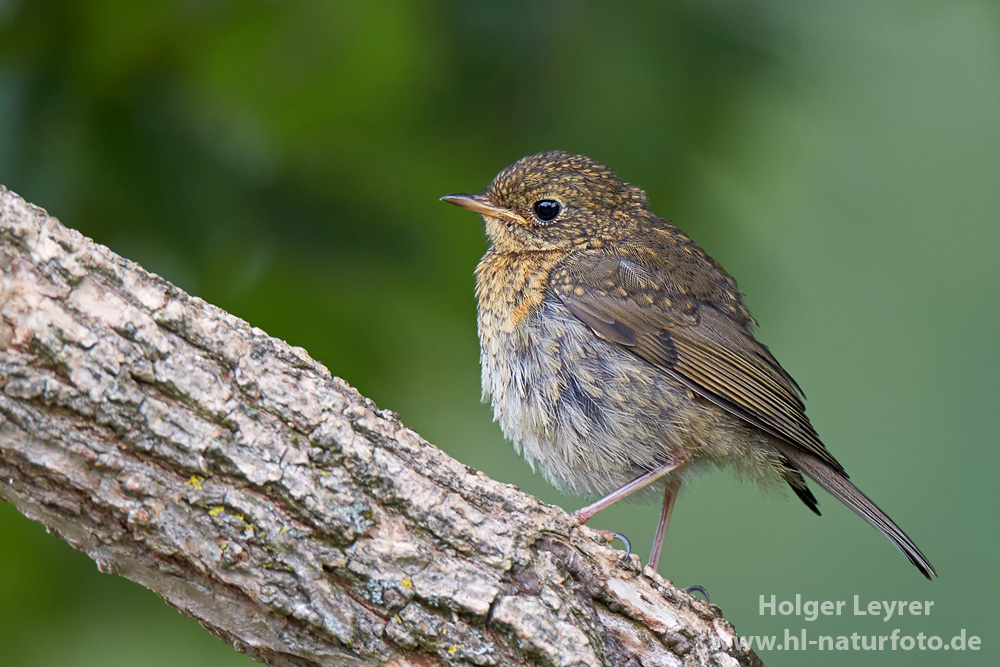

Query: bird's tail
[[780, 448, 936, 579]]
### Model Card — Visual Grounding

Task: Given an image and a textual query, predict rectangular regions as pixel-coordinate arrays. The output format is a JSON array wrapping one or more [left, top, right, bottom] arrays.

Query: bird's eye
[[532, 199, 562, 222]]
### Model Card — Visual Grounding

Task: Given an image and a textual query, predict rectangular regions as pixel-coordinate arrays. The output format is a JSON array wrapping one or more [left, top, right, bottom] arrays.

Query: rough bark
[[0, 184, 763, 667]]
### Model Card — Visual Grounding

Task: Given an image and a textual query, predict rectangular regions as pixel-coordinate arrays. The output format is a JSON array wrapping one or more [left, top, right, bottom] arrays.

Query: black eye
[[532, 199, 562, 222]]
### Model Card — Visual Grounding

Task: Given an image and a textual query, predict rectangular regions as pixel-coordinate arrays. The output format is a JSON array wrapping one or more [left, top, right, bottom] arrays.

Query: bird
[[441, 150, 935, 579]]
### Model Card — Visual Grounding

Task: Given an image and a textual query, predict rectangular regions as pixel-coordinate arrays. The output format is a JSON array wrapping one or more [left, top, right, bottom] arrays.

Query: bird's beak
[[440, 193, 511, 218]]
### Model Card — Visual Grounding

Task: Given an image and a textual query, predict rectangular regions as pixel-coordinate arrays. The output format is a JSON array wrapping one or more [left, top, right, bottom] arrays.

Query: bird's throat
[[475, 250, 564, 335]]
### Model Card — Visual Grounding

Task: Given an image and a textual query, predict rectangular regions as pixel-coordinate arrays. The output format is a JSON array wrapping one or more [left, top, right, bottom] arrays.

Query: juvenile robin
[[442, 151, 934, 578]]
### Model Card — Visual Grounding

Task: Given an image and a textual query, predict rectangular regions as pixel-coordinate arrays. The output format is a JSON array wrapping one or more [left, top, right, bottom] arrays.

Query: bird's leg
[[647, 481, 708, 596], [571, 458, 685, 524], [648, 481, 680, 570]]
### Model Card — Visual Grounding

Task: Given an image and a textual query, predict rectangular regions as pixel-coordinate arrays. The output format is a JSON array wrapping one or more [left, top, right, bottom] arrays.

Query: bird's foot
[[583, 527, 632, 557]]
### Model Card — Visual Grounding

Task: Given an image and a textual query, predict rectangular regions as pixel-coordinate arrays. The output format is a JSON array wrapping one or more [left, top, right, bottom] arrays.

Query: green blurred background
[[1, 1, 997, 665]]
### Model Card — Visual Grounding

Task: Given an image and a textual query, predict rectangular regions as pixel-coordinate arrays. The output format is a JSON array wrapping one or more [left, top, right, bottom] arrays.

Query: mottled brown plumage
[[442, 150, 934, 578]]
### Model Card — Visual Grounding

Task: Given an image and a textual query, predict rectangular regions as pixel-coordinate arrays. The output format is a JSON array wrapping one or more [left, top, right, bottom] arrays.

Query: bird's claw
[[586, 528, 632, 558], [682, 585, 710, 603], [611, 531, 632, 557]]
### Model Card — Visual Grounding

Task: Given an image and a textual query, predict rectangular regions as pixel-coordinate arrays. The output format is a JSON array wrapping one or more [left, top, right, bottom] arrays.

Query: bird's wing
[[550, 248, 844, 474]]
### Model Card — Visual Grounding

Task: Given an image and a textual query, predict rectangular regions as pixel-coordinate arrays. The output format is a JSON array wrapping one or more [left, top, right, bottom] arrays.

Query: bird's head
[[442, 151, 651, 253]]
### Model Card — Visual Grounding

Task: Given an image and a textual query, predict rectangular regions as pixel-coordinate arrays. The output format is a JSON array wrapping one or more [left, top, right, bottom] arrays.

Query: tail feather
[[780, 456, 821, 516], [781, 449, 936, 579]]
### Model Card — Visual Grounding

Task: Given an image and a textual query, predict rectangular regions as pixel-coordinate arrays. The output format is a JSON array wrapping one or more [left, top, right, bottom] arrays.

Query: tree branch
[[0, 185, 763, 667]]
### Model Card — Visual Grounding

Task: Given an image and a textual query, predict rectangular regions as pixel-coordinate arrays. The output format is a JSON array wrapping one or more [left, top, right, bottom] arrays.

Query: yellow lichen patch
[[401, 578, 413, 589], [208, 506, 225, 517], [448, 645, 459, 654], [186, 475, 205, 490]]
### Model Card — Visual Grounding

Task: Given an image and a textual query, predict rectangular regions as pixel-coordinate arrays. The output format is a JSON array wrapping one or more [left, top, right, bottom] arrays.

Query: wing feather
[[551, 248, 844, 474]]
